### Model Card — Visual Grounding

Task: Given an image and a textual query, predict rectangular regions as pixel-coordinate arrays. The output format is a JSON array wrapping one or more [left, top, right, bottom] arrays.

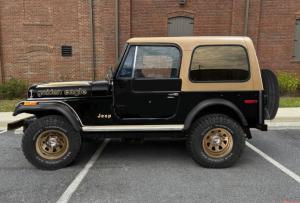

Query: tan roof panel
[[127, 36, 249, 50]]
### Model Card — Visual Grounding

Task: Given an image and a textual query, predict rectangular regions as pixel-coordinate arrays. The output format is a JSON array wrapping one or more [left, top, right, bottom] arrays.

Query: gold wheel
[[202, 128, 233, 158], [35, 130, 69, 160]]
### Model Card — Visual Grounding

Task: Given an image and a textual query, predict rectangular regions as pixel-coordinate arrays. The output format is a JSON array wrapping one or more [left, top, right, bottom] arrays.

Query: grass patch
[[0, 99, 21, 112], [280, 97, 300, 107]]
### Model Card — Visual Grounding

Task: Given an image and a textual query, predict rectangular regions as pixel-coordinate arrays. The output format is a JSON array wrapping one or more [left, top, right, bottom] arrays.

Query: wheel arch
[[184, 99, 248, 130], [13, 101, 82, 131]]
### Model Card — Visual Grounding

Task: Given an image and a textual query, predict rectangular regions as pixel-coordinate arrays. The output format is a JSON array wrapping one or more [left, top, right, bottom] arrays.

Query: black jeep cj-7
[[8, 37, 279, 170]]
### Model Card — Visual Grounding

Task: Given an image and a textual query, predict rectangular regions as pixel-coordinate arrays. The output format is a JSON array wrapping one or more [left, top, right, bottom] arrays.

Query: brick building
[[0, 0, 299, 84]]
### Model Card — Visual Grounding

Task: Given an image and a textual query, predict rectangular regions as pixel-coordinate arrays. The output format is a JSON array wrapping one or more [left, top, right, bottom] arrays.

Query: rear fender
[[184, 99, 248, 130]]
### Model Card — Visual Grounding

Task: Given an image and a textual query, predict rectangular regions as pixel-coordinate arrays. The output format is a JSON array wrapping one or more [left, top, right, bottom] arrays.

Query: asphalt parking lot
[[0, 129, 299, 203]]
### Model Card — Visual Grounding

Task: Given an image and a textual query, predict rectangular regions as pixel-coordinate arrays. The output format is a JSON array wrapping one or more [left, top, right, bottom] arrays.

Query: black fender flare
[[13, 101, 82, 131], [184, 99, 248, 130]]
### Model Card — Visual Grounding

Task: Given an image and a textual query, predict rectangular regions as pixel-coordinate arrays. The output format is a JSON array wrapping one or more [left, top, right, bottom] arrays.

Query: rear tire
[[261, 69, 279, 120], [22, 115, 81, 170], [186, 114, 245, 168]]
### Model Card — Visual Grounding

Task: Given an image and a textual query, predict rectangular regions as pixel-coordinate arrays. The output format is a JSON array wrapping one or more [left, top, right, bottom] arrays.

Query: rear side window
[[190, 45, 250, 82]]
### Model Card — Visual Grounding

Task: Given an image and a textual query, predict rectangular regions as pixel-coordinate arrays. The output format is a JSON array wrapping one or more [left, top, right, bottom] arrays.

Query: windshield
[[114, 43, 129, 72]]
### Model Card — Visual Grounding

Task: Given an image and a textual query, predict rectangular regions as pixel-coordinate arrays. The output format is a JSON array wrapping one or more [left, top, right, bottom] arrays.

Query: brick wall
[[0, 0, 94, 83], [0, 0, 299, 84], [257, 0, 300, 73]]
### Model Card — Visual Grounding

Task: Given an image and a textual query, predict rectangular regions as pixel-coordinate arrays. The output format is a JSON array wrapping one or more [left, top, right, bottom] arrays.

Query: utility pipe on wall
[[244, 0, 250, 36], [89, 0, 96, 81], [0, 11, 5, 83], [115, 0, 119, 62]]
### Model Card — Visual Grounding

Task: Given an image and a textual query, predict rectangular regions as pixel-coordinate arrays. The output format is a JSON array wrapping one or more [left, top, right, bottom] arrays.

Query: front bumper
[[7, 116, 36, 131]]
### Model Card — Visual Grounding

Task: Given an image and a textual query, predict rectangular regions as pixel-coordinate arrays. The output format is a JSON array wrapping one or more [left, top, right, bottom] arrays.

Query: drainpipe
[[89, 0, 96, 81], [115, 0, 119, 62], [244, 0, 250, 36], [0, 11, 4, 83]]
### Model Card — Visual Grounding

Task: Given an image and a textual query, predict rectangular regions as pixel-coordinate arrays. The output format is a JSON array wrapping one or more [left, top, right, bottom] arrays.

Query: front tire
[[186, 114, 245, 168], [22, 115, 81, 170]]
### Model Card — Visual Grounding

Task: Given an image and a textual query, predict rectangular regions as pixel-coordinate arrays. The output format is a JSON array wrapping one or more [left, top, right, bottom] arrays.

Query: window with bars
[[293, 19, 300, 60]]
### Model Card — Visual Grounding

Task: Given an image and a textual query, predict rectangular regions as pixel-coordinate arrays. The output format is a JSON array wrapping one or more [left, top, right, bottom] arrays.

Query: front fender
[[184, 99, 248, 130], [13, 101, 82, 131]]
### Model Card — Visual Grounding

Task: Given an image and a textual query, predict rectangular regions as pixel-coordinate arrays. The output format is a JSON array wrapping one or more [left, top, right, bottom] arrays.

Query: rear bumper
[[256, 124, 268, 131]]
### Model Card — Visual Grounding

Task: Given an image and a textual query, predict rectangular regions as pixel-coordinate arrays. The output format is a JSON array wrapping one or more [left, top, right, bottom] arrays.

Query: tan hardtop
[[127, 36, 250, 50], [127, 36, 263, 91]]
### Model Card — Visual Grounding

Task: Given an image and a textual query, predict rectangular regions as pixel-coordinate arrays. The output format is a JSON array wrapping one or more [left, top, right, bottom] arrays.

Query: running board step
[[82, 125, 184, 132]]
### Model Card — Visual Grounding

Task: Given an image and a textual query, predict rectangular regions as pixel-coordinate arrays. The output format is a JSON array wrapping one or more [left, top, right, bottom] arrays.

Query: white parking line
[[0, 130, 7, 134], [246, 141, 300, 184], [14, 129, 23, 135], [56, 139, 110, 203]]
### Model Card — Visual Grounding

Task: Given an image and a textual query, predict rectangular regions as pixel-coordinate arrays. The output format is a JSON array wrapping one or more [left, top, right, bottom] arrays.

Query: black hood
[[28, 81, 111, 99]]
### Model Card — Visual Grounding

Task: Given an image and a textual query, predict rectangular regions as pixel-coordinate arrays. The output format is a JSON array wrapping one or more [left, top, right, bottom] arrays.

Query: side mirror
[[105, 66, 113, 84]]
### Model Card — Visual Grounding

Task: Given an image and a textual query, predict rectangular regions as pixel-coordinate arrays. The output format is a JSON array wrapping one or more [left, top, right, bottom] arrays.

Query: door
[[114, 45, 182, 120], [168, 16, 194, 37]]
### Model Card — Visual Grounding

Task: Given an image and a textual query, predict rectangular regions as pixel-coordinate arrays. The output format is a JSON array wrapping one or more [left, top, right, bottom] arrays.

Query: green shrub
[[277, 72, 300, 96], [0, 78, 28, 99]]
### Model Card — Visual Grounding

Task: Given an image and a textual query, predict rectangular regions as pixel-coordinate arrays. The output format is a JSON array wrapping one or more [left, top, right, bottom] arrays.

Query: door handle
[[168, 93, 179, 96]]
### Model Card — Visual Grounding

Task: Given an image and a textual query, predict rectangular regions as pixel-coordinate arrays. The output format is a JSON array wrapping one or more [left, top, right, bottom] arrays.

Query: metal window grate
[[294, 19, 300, 60], [168, 16, 194, 36], [61, 45, 72, 57]]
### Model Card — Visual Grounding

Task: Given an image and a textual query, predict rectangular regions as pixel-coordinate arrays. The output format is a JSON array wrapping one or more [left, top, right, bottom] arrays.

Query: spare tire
[[261, 69, 279, 120]]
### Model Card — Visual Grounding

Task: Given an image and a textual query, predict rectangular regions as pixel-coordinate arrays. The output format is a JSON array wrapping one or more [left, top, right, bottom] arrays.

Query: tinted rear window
[[190, 46, 250, 82]]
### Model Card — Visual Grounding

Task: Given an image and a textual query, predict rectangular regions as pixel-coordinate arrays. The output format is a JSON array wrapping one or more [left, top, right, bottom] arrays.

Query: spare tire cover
[[261, 69, 279, 120]]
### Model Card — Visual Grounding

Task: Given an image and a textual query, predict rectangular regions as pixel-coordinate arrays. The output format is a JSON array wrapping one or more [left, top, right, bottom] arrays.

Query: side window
[[134, 46, 180, 79], [190, 46, 250, 82], [118, 46, 136, 78]]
